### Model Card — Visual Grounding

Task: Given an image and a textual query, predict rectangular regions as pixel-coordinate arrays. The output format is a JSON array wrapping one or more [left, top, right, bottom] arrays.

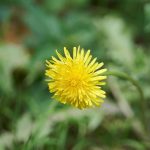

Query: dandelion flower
[[45, 46, 107, 109]]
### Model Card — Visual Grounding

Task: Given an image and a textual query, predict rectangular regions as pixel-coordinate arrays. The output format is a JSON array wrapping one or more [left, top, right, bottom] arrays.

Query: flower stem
[[106, 71, 148, 135]]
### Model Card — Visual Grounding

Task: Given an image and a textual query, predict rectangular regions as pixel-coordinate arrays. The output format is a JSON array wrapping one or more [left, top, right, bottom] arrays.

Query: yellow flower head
[[45, 46, 107, 109]]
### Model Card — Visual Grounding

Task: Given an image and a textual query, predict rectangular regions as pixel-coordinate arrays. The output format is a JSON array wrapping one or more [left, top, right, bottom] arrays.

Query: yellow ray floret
[[45, 46, 107, 109]]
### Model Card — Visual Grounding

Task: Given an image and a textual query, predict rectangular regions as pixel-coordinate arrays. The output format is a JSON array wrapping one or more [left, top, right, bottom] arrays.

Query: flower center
[[70, 80, 78, 87]]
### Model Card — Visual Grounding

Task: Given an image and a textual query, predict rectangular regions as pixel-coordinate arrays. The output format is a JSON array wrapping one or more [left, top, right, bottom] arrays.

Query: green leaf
[[0, 43, 29, 93]]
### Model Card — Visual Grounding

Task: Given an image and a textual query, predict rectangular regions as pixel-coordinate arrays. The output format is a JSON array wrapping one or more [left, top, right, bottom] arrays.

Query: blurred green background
[[0, 0, 150, 149]]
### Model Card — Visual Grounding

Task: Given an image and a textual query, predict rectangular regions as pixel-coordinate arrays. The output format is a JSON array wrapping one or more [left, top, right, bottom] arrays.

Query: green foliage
[[0, 0, 150, 149]]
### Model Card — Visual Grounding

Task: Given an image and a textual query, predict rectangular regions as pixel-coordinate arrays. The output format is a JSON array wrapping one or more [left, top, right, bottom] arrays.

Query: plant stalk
[[106, 71, 149, 135]]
